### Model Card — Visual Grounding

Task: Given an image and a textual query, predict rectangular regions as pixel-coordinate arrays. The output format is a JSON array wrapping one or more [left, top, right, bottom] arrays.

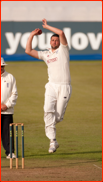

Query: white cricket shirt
[[38, 43, 71, 85], [1, 71, 18, 114]]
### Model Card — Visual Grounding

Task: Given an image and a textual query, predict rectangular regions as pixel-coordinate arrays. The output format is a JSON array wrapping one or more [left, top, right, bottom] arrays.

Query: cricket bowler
[[25, 19, 72, 153]]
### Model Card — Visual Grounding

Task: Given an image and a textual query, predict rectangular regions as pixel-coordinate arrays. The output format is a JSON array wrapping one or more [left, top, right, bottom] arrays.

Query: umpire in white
[[1, 57, 18, 159]]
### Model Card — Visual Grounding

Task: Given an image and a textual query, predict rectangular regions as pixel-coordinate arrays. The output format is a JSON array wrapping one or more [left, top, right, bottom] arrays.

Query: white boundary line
[[93, 164, 102, 170]]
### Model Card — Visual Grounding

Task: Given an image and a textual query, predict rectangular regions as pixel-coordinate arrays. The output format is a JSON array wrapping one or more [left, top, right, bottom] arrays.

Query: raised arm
[[42, 19, 67, 45], [25, 28, 42, 59]]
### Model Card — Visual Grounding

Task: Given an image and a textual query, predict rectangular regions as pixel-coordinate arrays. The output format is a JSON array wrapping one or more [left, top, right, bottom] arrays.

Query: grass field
[[1, 61, 102, 181]]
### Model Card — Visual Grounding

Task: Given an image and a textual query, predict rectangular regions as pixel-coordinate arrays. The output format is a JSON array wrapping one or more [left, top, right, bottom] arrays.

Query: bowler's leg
[[55, 85, 72, 123], [44, 83, 60, 153], [44, 94, 57, 139]]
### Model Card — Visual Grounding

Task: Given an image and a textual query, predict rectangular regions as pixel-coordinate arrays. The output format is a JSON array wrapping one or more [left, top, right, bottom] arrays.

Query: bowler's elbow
[[59, 30, 65, 37], [25, 49, 29, 55]]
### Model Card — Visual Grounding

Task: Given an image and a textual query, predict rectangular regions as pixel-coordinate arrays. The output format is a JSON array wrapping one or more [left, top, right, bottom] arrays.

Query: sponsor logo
[[2, 27, 102, 55], [47, 57, 58, 63]]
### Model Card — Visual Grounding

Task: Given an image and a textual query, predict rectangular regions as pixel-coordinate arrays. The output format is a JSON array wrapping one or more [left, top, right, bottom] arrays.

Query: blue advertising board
[[1, 22, 102, 61]]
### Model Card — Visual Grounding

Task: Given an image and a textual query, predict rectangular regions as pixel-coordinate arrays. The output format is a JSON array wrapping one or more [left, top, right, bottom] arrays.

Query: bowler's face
[[1, 66, 5, 74], [50, 36, 60, 50]]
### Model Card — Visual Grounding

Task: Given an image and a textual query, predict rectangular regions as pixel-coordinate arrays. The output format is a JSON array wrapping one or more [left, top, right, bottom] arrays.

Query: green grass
[[1, 61, 102, 163]]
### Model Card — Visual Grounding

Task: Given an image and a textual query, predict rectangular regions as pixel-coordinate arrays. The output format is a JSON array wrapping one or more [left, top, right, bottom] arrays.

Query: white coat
[[1, 71, 18, 114]]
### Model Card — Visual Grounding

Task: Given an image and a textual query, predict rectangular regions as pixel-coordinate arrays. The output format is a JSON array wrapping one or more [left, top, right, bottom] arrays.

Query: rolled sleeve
[[38, 51, 44, 60]]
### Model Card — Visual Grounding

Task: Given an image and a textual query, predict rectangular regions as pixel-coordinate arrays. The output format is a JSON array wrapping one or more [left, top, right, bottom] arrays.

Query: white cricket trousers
[[44, 82, 72, 140]]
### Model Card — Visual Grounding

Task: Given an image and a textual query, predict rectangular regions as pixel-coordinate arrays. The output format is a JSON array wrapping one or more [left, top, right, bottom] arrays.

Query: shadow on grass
[[1, 151, 102, 169], [1, 151, 102, 158], [27, 150, 102, 157]]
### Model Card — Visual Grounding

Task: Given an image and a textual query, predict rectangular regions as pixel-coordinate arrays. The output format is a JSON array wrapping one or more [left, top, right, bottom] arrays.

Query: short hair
[[51, 34, 59, 39]]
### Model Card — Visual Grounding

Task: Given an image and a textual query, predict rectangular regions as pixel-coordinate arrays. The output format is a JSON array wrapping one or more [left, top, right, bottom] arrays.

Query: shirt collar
[[47, 47, 59, 54]]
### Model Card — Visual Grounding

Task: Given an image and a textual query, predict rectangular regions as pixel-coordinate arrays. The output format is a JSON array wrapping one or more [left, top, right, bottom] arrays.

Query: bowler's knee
[[56, 113, 63, 123], [44, 104, 55, 113]]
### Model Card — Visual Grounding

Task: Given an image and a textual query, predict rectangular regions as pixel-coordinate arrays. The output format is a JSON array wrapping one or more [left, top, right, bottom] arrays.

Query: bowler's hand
[[31, 28, 42, 36], [1, 104, 8, 111], [42, 18, 48, 29]]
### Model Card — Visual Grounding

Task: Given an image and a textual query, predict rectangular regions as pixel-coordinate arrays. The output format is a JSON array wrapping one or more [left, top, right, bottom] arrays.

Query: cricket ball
[[38, 29, 42, 35]]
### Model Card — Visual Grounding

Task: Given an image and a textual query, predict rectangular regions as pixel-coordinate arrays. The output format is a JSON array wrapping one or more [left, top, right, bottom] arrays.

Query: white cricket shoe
[[6, 153, 16, 159], [49, 140, 59, 153]]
